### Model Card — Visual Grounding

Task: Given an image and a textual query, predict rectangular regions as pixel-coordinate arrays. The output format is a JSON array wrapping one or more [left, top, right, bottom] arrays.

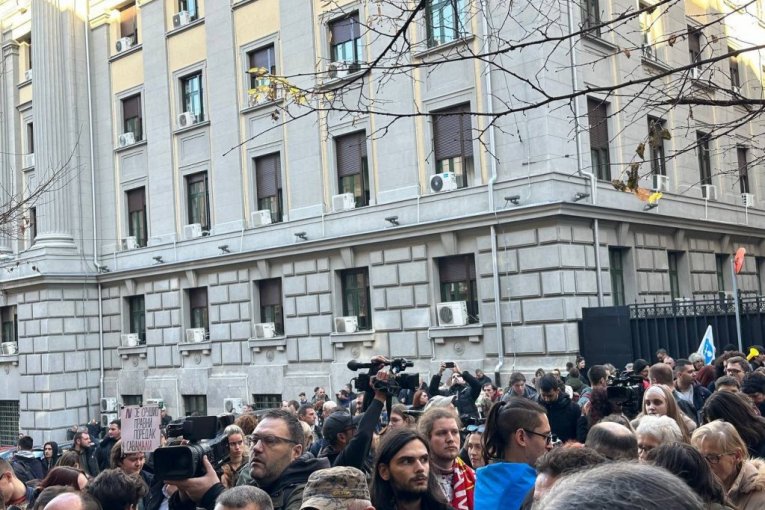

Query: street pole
[[730, 259, 743, 353]]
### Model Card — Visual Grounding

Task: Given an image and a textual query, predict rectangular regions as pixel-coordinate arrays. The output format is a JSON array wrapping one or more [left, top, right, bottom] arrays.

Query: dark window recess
[[647, 117, 666, 176], [248, 45, 277, 93], [668, 252, 680, 300], [186, 172, 210, 231], [609, 248, 625, 306], [120, 3, 138, 43], [335, 131, 370, 207], [29, 207, 36, 243], [341, 268, 371, 331], [0, 400, 20, 446], [433, 103, 474, 188], [122, 95, 143, 141], [697, 132, 712, 185], [252, 394, 281, 410], [127, 187, 147, 247], [183, 394, 207, 417], [737, 147, 749, 194], [255, 153, 283, 222], [259, 278, 284, 335], [122, 395, 143, 406], [179, 0, 198, 20], [688, 26, 702, 66], [582, 0, 601, 35], [588, 97, 610, 180], [729, 46, 740, 89], [715, 254, 727, 298], [189, 287, 209, 331], [756, 257, 764, 295], [329, 13, 362, 67], [0, 306, 17, 345], [128, 296, 146, 344], [27, 123, 34, 154], [181, 72, 204, 121], [438, 255, 479, 323]]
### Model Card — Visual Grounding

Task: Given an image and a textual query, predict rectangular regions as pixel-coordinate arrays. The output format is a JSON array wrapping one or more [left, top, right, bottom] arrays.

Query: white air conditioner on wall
[[436, 301, 469, 327], [702, 184, 718, 201], [118, 132, 136, 148], [430, 172, 458, 193], [121, 333, 140, 347], [183, 223, 203, 240], [22, 153, 34, 169], [122, 236, 138, 251], [185, 328, 206, 343], [223, 397, 245, 414], [24, 69, 32, 81], [328, 61, 351, 79], [690, 66, 701, 80], [115, 37, 133, 53], [100, 413, 118, 428], [251, 210, 272, 228], [1, 342, 17, 355], [742, 193, 755, 208], [651, 174, 668, 192], [100, 397, 118, 413], [173, 10, 192, 28], [332, 193, 356, 212], [253, 322, 276, 339], [334, 316, 358, 333], [145, 398, 164, 408], [177, 112, 197, 129]]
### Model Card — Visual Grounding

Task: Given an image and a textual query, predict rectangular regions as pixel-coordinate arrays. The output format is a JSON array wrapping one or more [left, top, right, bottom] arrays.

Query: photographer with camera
[[429, 362, 483, 419]]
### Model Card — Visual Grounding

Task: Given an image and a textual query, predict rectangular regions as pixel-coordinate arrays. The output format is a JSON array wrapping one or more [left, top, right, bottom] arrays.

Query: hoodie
[[11, 450, 44, 483], [539, 393, 580, 442], [728, 458, 765, 510], [39, 442, 60, 476], [474, 462, 536, 510]]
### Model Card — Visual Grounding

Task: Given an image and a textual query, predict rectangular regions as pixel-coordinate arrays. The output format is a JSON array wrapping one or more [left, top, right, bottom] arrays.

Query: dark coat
[[96, 435, 117, 471], [11, 451, 44, 483], [539, 393, 580, 442], [429, 371, 483, 418]]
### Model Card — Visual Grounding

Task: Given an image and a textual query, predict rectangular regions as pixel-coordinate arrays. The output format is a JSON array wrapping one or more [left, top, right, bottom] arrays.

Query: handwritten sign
[[120, 405, 161, 453]]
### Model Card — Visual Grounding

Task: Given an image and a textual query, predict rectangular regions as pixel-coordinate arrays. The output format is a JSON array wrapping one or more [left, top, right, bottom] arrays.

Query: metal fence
[[0, 400, 19, 446]]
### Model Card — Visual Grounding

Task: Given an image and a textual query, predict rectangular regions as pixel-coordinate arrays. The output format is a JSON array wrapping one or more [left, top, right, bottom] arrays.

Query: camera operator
[[429, 362, 483, 419]]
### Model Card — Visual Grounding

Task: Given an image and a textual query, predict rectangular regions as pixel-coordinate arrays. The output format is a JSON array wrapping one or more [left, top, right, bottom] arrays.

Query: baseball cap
[[424, 395, 456, 411], [301, 466, 371, 510], [322, 412, 355, 441]]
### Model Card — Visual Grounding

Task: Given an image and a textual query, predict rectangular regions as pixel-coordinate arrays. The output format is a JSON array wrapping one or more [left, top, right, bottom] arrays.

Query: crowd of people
[[5, 346, 765, 509]]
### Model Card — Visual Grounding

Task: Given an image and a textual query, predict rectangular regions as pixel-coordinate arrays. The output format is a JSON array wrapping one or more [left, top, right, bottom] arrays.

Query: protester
[[716, 375, 741, 393], [85, 468, 148, 510], [57, 450, 82, 470], [476, 383, 500, 417], [35, 466, 88, 494], [39, 442, 60, 477], [299, 466, 372, 510], [649, 363, 699, 424], [631, 384, 693, 441], [537, 375, 579, 442], [633, 359, 651, 388], [575, 356, 590, 386], [635, 415, 683, 462], [465, 425, 485, 469], [428, 362, 483, 419], [0, 457, 36, 508], [565, 368, 585, 394], [73, 431, 100, 479], [692, 420, 765, 510], [214, 486, 273, 510], [702, 390, 765, 458], [411, 390, 429, 411], [584, 422, 638, 461], [657, 348, 676, 367], [41, 491, 102, 510], [221, 425, 249, 489], [504, 372, 537, 401], [576, 386, 618, 442], [11, 435, 44, 484], [726, 356, 751, 385], [297, 404, 319, 442], [474, 369, 492, 387], [741, 372, 765, 416], [96, 419, 121, 471], [674, 358, 711, 423], [531, 447, 606, 503], [109, 440, 151, 510]]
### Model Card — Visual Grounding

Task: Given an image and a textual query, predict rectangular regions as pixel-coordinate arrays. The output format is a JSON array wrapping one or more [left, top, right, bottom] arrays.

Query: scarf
[[451, 457, 476, 510]]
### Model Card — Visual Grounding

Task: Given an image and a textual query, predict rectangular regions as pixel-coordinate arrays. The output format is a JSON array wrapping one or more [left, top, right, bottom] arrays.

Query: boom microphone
[[347, 360, 381, 371]]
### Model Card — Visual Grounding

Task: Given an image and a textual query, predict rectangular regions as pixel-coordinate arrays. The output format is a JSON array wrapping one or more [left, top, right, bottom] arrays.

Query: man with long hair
[[371, 429, 452, 510]]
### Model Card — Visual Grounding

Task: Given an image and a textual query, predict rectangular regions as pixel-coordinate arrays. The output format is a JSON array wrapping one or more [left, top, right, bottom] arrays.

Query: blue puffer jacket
[[474, 462, 536, 510]]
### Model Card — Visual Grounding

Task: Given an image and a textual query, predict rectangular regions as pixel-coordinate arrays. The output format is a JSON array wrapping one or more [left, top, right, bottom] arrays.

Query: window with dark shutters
[[438, 255, 478, 323], [432, 104, 473, 188], [188, 287, 208, 331], [122, 94, 142, 141], [329, 13, 362, 65], [335, 132, 370, 206], [248, 45, 277, 90], [254, 153, 282, 222], [688, 26, 702, 64], [120, 3, 138, 43], [738, 146, 749, 194], [126, 187, 147, 247], [259, 278, 284, 334], [587, 97, 610, 180], [696, 131, 711, 185]]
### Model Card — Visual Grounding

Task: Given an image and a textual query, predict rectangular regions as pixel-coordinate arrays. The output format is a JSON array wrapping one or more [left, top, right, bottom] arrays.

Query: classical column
[[0, 41, 19, 253]]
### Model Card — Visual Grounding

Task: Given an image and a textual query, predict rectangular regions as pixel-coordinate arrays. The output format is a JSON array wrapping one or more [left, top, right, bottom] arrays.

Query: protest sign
[[120, 405, 161, 453]]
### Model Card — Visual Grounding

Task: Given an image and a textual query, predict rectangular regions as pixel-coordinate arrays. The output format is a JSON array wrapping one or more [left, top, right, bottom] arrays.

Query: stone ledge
[[0, 354, 19, 366], [118, 345, 148, 360], [248, 336, 287, 352], [178, 341, 212, 356], [428, 324, 483, 344], [330, 330, 376, 348]]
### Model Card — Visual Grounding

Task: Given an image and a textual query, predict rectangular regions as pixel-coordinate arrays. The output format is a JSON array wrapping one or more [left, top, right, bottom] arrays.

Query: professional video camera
[[153, 414, 234, 480], [348, 358, 419, 396], [606, 371, 645, 419]]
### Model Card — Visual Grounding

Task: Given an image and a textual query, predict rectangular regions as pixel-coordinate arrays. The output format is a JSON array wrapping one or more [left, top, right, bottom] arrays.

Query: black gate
[[579, 295, 765, 369]]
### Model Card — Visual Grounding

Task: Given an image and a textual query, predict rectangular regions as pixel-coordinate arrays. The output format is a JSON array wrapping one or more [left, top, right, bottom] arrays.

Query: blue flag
[[696, 325, 716, 365]]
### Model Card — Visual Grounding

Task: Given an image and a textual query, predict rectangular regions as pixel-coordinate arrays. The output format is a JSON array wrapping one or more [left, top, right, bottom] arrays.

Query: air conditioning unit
[[702, 184, 718, 201], [332, 193, 356, 212], [223, 397, 245, 414], [690, 66, 701, 80], [22, 153, 34, 169], [185, 328, 207, 343], [328, 61, 351, 79], [1, 342, 18, 355], [121, 333, 140, 347], [145, 398, 164, 408], [253, 322, 276, 339], [334, 316, 358, 333], [251, 209, 272, 228], [121, 236, 138, 251], [177, 112, 197, 129], [24, 69, 32, 81], [183, 223, 203, 240], [436, 301, 469, 327], [430, 172, 459, 193], [173, 10, 192, 28], [115, 37, 133, 53], [118, 132, 136, 148], [651, 174, 668, 192], [100, 413, 118, 429], [100, 397, 119, 413], [742, 193, 755, 208]]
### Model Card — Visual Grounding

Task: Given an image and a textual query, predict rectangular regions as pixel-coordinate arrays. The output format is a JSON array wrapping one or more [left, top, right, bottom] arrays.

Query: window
[[639, 1, 657, 59], [329, 13, 363, 67], [122, 395, 142, 406], [697, 131, 711, 185], [29, 207, 36, 243], [0, 306, 17, 344], [120, 2, 138, 44], [587, 97, 610, 180], [126, 187, 147, 247], [178, 0, 198, 21], [647, 117, 666, 176], [122, 95, 143, 141], [715, 254, 728, 296], [27, 123, 34, 154], [247, 45, 277, 101], [668, 251, 680, 300], [252, 394, 281, 410], [340, 268, 371, 331], [335, 132, 370, 207], [128, 296, 145, 344], [426, 0, 469, 47], [582, 0, 601, 35], [432, 104, 474, 188], [181, 72, 204, 121], [188, 287, 208, 331], [688, 26, 701, 67], [738, 146, 750, 194], [609, 248, 625, 306], [729, 47, 740, 90], [438, 255, 478, 323], [254, 153, 283, 222], [183, 395, 207, 417], [0, 401, 20, 446], [186, 172, 210, 231], [757, 257, 764, 295], [258, 278, 284, 335]]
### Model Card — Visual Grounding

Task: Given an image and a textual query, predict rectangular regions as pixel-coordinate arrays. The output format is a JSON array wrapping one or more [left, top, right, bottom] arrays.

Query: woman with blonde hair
[[630, 384, 694, 441], [692, 420, 765, 509], [220, 424, 249, 489]]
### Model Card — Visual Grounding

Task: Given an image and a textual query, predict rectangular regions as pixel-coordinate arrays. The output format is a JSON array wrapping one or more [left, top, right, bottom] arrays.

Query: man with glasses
[[536, 375, 579, 442], [725, 356, 751, 385], [429, 362, 483, 419]]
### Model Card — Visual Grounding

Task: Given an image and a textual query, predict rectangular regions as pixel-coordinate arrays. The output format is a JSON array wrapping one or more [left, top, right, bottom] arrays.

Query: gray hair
[[535, 462, 704, 510], [688, 353, 703, 364], [214, 486, 274, 510], [636, 415, 683, 443]]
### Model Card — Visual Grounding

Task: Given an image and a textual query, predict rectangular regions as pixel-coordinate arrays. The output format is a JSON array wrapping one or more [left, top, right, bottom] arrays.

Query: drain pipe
[[566, 0, 603, 306], [481, 0, 505, 383]]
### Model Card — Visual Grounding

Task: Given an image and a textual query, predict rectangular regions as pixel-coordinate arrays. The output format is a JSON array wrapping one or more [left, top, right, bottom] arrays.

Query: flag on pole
[[696, 325, 716, 365]]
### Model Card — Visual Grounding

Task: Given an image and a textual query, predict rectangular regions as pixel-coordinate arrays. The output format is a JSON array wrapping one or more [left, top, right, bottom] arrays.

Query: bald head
[[45, 493, 83, 510], [649, 363, 673, 385], [585, 422, 637, 460]]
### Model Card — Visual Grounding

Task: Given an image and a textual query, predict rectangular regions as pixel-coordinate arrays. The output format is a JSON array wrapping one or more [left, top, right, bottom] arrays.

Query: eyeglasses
[[703, 452, 735, 465], [522, 429, 557, 445], [249, 434, 299, 448]]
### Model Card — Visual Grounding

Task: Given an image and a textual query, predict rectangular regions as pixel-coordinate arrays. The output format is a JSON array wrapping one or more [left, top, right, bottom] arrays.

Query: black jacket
[[39, 442, 60, 477], [539, 394, 580, 442], [11, 451, 44, 483], [429, 371, 483, 418], [77, 445, 100, 478], [675, 383, 711, 424], [96, 436, 117, 471], [319, 398, 383, 472]]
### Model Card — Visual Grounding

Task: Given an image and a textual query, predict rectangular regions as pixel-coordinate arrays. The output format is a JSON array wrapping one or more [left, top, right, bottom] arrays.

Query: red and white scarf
[[451, 457, 476, 510]]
